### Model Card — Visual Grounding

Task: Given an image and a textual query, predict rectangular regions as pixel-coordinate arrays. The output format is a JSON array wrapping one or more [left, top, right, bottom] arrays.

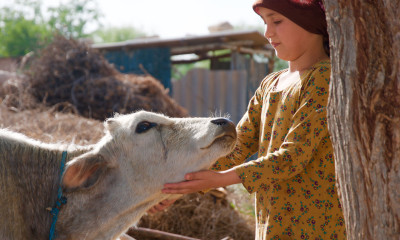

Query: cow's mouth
[[200, 132, 236, 150]]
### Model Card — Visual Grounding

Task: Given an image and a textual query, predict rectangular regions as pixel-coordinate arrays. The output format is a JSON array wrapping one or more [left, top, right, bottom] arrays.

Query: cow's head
[[59, 111, 237, 239]]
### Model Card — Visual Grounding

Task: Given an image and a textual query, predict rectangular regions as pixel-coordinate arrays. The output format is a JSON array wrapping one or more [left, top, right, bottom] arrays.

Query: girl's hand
[[162, 169, 241, 194], [147, 198, 177, 214], [118, 233, 136, 240]]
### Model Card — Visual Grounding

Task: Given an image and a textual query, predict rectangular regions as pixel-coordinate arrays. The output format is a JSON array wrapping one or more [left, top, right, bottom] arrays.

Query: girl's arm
[[162, 168, 241, 194]]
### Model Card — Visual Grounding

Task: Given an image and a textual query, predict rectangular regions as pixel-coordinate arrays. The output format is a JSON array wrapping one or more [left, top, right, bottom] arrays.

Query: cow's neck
[[57, 186, 167, 240], [14, 142, 91, 239], [94, 195, 166, 240]]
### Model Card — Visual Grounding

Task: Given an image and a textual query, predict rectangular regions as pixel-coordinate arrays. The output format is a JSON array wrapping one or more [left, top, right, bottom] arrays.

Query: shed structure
[[93, 30, 274, 123]]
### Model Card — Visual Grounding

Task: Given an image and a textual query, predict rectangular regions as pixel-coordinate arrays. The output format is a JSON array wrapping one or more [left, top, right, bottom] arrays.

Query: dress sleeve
[[235, 65, 331, 194], [211, 81, 264, 171]]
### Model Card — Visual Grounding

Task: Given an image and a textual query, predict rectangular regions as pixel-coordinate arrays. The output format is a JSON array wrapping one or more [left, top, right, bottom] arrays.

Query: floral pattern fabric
[[212, 60, 346, 240]]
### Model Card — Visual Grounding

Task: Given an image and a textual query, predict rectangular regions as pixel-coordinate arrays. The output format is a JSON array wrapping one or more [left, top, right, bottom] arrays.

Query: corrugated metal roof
[[92, 30, 270, 55]]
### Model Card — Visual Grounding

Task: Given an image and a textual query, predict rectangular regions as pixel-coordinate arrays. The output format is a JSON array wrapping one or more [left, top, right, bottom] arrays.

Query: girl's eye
[[136, 121, 157, 133], [274, 20, 282, 25]]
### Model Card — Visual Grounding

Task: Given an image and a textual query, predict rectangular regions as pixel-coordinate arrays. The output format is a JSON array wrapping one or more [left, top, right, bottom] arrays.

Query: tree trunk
[[324, 0, 400, 239]]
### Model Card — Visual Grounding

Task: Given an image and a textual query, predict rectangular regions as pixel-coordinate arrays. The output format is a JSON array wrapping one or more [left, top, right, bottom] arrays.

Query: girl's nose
[[264, 30, 269, 39], [264, 24, 274, 39]]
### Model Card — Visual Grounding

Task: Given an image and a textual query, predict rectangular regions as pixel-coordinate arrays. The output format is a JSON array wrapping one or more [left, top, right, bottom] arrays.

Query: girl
[[162, 0, 346, 239]]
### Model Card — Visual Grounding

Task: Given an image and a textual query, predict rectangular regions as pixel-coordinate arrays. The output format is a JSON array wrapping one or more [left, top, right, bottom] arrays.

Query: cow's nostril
[[211, 118, 230, 126]]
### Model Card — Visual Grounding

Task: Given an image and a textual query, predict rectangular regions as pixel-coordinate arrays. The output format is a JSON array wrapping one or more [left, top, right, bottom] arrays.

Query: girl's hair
[[323, 36, 330, 56]]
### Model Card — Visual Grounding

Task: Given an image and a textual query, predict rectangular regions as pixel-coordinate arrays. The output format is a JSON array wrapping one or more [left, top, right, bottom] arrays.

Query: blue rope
[[49, 151, 68, 240]]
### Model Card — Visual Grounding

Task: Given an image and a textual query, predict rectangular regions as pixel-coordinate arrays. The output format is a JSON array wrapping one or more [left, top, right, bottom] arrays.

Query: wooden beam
[[171, 53, 231, 65], [127, 227, 201, 240], [170, 40, 256, 55], [220, 43, 273, 57]]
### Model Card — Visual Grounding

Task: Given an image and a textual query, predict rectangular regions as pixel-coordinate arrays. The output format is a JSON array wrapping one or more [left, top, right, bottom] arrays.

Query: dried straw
[[0, 104, 103, 145], [138, 192, 255, 240], [14, 35, 188, 120]]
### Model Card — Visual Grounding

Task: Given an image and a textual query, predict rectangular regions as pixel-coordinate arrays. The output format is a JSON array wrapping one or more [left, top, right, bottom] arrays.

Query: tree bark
[[324, 0, 400, 239]]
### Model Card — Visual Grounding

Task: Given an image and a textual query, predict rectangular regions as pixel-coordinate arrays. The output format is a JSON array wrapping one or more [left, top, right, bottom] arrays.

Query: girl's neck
[[288, 47, 329, 74]]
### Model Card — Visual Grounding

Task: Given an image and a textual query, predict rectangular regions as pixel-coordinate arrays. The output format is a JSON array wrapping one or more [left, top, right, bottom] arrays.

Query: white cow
[[0, 111, 237, 240]]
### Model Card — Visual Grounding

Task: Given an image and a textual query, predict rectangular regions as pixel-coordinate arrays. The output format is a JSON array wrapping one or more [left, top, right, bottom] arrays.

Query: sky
[[38, 0, 264, 39], [95, 0, 262, 38]]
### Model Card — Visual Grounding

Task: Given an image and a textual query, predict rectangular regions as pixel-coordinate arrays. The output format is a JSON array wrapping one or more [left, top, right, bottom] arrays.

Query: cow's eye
[[136, 121, 157, 133]]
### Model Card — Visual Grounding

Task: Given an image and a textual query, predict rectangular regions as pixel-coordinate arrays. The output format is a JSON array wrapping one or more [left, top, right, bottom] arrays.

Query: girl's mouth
[[271, 42, 280, 48]]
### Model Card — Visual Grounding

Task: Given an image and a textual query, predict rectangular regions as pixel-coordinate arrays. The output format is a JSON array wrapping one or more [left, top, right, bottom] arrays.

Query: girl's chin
[[275, 52, 290, 61]]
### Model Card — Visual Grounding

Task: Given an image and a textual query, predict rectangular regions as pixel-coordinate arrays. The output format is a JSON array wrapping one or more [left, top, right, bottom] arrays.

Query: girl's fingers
[[147, 198, 177, 214], [162, 198, 177, 205], [162, 188, 193, 194], [162, 170, 218, 194], [164, 179, 210, 194], [185, 170, 213, 181], [163, 181, 194, 190]]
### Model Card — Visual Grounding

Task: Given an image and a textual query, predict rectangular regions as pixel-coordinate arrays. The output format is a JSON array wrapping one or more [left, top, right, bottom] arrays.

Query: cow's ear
[[62, 153, 111, 192]]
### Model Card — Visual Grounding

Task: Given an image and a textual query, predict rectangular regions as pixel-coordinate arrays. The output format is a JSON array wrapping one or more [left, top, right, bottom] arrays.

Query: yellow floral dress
[[212, 60, 346, 240]]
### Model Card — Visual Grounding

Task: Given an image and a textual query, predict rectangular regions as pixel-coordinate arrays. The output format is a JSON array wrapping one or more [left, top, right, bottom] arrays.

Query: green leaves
[[0, 0, 101, 57], [0, 17, 50, 57], [47, 0, 101, 39]]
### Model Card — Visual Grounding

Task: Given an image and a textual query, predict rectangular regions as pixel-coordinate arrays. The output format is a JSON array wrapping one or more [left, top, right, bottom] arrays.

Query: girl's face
[[257, 7, 323, 62]]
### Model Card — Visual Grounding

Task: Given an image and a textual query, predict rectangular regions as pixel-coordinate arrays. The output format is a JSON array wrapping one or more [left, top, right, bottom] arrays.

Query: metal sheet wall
[[172, 69, 249, 124]]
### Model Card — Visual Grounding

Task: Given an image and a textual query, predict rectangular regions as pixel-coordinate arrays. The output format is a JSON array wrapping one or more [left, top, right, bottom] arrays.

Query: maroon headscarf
[[253, 0, 328, 40]]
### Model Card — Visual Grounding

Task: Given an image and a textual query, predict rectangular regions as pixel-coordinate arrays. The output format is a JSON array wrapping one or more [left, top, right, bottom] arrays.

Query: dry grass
[[138, 191, 255, 240], [0, 104, 103, 144]]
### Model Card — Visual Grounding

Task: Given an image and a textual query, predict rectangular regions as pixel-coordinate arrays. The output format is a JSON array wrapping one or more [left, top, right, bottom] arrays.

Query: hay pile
[[136, 191, 255, 240], [23, 35, 187, 120]]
